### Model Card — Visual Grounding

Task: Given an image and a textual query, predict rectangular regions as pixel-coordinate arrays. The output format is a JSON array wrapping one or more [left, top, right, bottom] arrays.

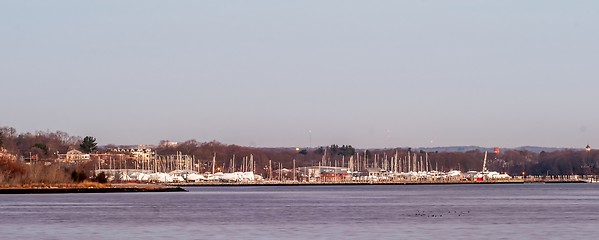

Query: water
[[1, 184, 598, 239]]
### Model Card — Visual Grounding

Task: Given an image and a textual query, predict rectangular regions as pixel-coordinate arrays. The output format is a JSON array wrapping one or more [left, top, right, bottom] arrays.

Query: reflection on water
[[1, 184, 599, 239]]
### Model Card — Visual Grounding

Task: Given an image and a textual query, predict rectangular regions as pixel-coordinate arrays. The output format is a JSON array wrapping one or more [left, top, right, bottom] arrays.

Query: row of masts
[[97, 152, 257, 174], [323, 150, 439, 173], [97, 150, 441, 175], [226, 154, 256, 173], [99, 151, 196, 173]]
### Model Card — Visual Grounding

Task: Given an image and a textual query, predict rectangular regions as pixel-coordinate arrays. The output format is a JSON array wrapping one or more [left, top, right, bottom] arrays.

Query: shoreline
[[1, 179, 587, 193], [0, 184, 187, 194], [169, 179, 586, 187]]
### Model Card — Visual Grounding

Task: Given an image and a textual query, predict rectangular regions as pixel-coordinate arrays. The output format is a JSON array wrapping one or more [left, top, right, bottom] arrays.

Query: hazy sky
[[1, 1, 598, 148]]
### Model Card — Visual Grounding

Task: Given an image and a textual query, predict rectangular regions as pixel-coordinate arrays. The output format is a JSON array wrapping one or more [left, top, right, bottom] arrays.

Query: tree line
[[0, 127, 103, 185], [1, 126, 599, 178]]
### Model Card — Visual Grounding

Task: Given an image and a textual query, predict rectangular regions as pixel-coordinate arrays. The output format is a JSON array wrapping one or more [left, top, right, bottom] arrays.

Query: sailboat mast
[[212, 153, 216, 174], [482, 151, 488, 173]]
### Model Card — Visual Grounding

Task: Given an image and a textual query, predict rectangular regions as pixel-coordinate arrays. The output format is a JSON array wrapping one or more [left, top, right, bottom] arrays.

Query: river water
[[1, 184, 598, 239]]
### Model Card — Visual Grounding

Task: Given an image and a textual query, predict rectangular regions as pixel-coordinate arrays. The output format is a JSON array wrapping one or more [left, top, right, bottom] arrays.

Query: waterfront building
[[159, 140, 178, 147], [57, 149, 91, 163], [108, 146, 156, 162]]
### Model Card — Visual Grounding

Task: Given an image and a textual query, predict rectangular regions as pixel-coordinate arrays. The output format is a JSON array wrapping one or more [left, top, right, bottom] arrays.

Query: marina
[[92, 150, 595, 185]]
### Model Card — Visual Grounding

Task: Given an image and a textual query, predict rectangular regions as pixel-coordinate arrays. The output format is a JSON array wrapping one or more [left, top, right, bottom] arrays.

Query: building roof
[[67, 149, 84, 154]]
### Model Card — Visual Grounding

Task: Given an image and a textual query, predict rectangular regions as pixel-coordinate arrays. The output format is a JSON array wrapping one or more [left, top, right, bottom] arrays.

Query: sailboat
[[474, 151, 510, 180]]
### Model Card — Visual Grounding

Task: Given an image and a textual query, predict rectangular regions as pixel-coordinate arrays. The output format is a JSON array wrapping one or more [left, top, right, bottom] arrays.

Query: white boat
[[472, 152, 511, 180]]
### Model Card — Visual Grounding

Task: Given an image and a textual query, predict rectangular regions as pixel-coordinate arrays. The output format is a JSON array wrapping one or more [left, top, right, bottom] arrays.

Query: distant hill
[[513, 146, 568, 153], [413, 146, 568, 153], [414, 146, 487, 153], [101, 144, 573, 154]]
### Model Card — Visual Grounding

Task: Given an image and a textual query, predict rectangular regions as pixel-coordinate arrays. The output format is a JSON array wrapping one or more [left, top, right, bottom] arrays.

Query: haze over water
[[1, 184, 598, 239]]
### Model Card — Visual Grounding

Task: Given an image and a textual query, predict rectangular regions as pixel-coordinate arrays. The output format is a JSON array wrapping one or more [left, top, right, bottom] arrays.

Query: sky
[[1, 1, 598, 149]]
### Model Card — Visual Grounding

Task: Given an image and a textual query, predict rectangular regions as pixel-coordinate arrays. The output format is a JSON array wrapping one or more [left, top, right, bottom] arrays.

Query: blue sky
[[1, 1, 598, 148]]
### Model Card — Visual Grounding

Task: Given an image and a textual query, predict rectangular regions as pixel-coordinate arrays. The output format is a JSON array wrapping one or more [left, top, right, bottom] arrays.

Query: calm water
[[1, 184, 598, 239]]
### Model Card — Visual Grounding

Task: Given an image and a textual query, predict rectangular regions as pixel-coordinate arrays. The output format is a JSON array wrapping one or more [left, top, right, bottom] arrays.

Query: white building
[[109, 146, 156, 161], [58, 149, 91, 162]]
